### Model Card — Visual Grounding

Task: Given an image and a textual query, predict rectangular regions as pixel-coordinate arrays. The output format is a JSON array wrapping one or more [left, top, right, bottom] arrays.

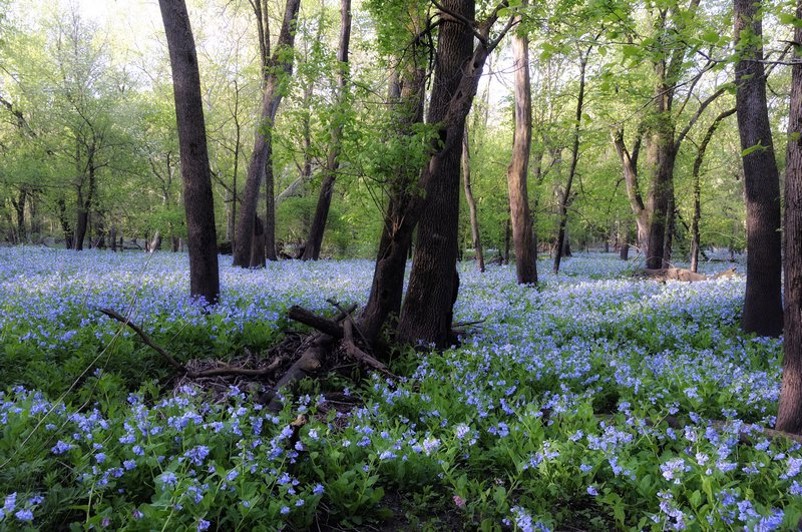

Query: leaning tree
[[158, 0, 220, 304]]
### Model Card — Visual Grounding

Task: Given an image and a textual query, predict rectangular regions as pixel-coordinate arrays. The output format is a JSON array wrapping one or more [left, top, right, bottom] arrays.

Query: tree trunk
[[690, 108, 736, 272], [644, 128, 677, 269], [662, 194, 675, 268], [12, 188, 26, 244], [110, 226, 117, 252], [57, 197, 74, 249], [264, 144, 277, 262], [503, 217, 511, 264], [734, 0, 783, 337], [462, 123, 484, 272], [358, 57, 427, 345], [397, 0, 477, 347], [233, 0, 300, 267], [250, 215, 266, 266], [777, 1, 802, 432], [506, 9, 537, 284], [554, 48, 589, 274], [302, 0, 352, 261], [158, 0, 220, 304], [612, 129, 650, 256]]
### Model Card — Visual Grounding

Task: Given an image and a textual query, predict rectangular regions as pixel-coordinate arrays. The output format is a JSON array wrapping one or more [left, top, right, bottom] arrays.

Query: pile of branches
[[97, 300, 394, 412]]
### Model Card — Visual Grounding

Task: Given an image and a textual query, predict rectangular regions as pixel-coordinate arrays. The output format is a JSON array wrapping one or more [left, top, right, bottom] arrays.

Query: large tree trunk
[[397, 0, 477, 346], [506, 6, 537, 284], [233, 0, 300, 267], [644, 124, 677, 269], [159, 0, 220, 304], [777, 1, 802, 433], [462, 123, 484, 272], [302, 0, 352, 261], [734, 0, 783, 337]]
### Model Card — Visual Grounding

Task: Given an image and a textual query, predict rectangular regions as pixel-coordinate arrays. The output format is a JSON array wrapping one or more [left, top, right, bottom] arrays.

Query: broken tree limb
[[265, 335, 334, 411], [190, 355, 286, 379], [342, 319, 397, 380], [98, 307, 288, 380], [288, 305, 345, 338], [98, 307, 187, 373]]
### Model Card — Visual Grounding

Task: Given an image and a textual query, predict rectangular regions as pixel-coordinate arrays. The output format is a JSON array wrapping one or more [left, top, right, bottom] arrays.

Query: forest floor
[[0, 247, 797, 531]]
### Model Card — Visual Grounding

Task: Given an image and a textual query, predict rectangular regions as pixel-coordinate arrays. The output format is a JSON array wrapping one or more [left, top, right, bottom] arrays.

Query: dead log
[[264, 335, 334, 411], [633, 267, 737, 282], [288, 305, 345, 338]]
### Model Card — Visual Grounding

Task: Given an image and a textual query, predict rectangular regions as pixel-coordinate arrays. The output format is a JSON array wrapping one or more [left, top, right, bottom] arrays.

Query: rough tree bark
[[302, 0, 352, 260], [233, 0, 301, 267], [158, 0, 220, 304], [462, 123, 485, 272], [734, 0, 783, 337], [775, 1, 802, 433], [506, 8, 537, 284], [397, 1, 512, 347]]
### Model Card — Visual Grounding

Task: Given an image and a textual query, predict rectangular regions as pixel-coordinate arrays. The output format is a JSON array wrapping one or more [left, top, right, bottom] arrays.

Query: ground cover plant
[[0, 247, 799, 530]]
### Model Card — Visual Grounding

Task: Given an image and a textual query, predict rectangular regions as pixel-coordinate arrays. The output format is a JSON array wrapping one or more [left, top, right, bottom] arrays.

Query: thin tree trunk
[[233, 0, 300, 267], [506, 5, 536, 284], [734, 0, 783, 337], [462, 123, 484, 272], [302, 0, 352, 261], [158, 0, 220, 304], [554, 47, 589, 274], [504, 217, 511, 264], [358, 59, 427, 346], [776, 0, 802, 433], [690, 108, 736, 272]]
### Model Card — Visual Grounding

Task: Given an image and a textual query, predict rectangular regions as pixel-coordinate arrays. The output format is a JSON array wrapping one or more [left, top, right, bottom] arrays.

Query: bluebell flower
[[51, 440, 72, 455]]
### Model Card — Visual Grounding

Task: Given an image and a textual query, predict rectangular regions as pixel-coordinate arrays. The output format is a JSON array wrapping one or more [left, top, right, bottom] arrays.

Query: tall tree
[[689, 108, 735, 273], [734, 0, 783, 337], [158, 0, 220, 304], [396, 0, 514, 346], [233, 0, 301, 267], [357, 2, 429, 345], [553, 41, 592, 275], [302, 0, 352, 260], [611, 0, 725, 268], [777, 1, 802, 434], [462, 123, 484, 272], [506, 6, 537, 284]]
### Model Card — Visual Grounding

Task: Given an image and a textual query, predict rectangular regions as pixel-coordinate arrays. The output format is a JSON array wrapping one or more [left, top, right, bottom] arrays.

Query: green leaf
[[742, 142, 766, 157], [701, 29, 720, 44]]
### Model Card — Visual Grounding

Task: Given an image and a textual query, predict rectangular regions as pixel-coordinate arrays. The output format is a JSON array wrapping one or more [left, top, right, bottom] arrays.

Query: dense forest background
[[0, 0, 776, 260]]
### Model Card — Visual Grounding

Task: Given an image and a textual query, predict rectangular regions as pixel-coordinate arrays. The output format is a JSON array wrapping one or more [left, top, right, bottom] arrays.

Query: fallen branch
[[98, 307, 186, 373], [190, 355, 286, 379], [98, 307, 287, 380], [264, 335, 333, 411], [288, 305, 346, 338], [342, 319, 397, 380], [633, 267, 736, 282]]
